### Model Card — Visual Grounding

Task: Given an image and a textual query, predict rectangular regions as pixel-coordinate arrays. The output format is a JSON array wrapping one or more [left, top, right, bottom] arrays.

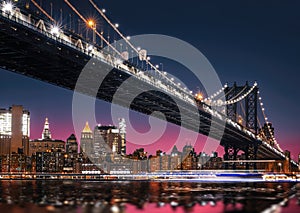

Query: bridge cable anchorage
[[88, 0, 192, 98], [63, 0, 122, 57], [30, 0, 55, 23], [257, 90, 283, 152]]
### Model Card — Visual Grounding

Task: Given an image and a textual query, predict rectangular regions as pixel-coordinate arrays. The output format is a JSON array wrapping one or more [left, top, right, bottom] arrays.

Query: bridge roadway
[[0, 8, 296, 166]]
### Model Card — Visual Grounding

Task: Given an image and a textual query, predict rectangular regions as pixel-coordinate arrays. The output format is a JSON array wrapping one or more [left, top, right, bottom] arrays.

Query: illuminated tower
[[119, 118, 126, 155], [80, 122, 93, 155], [0, 105, 30, 155], [42, 117, 51, 139]]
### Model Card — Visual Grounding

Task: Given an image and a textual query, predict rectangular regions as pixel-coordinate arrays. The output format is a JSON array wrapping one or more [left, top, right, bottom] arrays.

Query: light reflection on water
[[0, 180, 299, 213]]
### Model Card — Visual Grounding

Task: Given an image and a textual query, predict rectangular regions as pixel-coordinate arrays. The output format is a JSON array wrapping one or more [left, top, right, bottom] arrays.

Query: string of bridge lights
[[87, 0, 193, 97], [29, 0, 222, 99], [3, 0, 196, 103], [203, 82, 258, 106], [63, 0, 122, 57], [202, 80, 283, 153], [257, 90, 283, 152], [204, 83, 228, 101]]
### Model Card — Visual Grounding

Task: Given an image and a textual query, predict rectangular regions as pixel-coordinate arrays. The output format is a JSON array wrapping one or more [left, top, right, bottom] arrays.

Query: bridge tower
[[223, 82, 259, 170]]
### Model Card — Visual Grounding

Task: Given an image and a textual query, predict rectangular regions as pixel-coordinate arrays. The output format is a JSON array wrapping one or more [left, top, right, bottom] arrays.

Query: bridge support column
[[245, 144, 258, 170], [224, 145, 239, 170]]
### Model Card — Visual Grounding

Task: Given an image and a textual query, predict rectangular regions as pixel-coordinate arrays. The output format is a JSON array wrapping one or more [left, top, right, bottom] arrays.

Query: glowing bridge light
[[115, 23, 119, 28], [102, 8, 106, 13], [50, 26, 60, 36], [87, 45, 94, 51], [3, 2, 13, 12], [126, 36, 131, 40], [115, 59, 123, 65], [87, 19, 95, 28], [195, 92, 204, 101]]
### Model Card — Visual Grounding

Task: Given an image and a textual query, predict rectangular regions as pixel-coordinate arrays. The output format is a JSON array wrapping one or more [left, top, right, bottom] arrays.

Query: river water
[[0, 180, 299, 213]]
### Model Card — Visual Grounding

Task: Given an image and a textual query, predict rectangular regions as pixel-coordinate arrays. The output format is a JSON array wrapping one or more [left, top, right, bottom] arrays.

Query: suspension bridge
[[0, 0, 298, 172]]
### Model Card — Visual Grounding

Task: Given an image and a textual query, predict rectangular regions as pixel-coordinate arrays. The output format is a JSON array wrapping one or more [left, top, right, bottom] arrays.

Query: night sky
[[0, 0, 299, 159]]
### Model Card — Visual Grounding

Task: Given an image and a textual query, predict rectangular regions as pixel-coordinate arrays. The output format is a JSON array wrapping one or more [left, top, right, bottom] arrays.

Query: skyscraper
[[80, 122, 93, 155], [119, 118, 126, 155], [94, 123, 127, 156], [93, 125, 115, 156], [0, 105, 30, 155]]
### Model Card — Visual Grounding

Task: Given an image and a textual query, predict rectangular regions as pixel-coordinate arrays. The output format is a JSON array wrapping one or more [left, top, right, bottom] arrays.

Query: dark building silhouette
[[66, 134, 79, 154]]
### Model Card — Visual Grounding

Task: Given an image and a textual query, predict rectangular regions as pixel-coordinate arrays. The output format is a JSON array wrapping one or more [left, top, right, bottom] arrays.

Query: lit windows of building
[[0, 105, 30, 155]]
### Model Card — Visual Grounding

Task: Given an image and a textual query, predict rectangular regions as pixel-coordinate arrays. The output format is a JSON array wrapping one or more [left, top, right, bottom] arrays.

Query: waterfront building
[[0, 105, 30, 155], [0, 153, 26, 173], [170, 146, 181, 170], [29, 118, 65, 155], [36, 151, 64, 173], [148, 155, 159, 173]]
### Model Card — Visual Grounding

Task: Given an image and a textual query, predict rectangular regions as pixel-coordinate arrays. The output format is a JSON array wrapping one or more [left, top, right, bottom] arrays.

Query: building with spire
[[80, 122, 93, 155], [42, 117, 51, 139], [29, 118, 65, 156]]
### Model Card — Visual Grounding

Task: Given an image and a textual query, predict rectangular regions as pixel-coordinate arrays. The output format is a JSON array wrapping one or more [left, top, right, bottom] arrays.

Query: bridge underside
[[0, 14, 289, 164]]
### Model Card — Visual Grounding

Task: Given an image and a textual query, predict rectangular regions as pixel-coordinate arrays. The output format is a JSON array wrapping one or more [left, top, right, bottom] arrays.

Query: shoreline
[[1, 172, 299, 182]]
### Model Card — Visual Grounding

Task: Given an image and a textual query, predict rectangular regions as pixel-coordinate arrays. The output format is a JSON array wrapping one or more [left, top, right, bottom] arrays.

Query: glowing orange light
[[238, 116, 243, 124], [87, 19, 95, 28], [195, 92, 204, 101]]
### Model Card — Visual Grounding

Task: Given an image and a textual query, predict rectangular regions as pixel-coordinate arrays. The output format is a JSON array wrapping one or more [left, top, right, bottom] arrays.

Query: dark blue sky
[[0, 0, 299, 158]]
